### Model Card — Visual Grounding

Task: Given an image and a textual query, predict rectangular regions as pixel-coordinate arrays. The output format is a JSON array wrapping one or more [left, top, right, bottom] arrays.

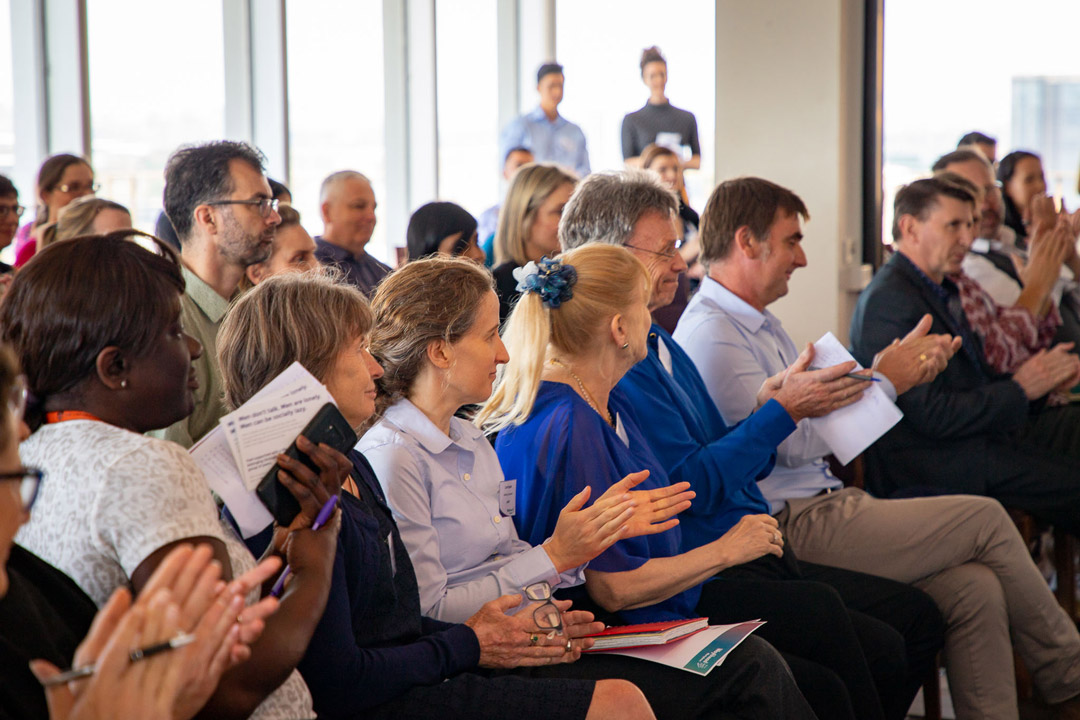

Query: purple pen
[[270, 494, 339, 598]]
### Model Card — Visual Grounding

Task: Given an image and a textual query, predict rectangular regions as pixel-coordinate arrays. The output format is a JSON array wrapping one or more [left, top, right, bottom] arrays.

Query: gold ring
[[565, 639, 573, 653], [529, 634, 539, 646], [919, 353, 928, 363]]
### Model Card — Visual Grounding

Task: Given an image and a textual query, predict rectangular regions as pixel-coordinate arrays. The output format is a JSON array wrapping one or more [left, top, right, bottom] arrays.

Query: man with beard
[[154, 141, 281, 447]]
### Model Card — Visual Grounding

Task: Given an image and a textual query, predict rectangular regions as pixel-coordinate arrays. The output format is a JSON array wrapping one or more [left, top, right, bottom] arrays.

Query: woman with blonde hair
[[37, 196, 132, 251], [483, 243, 914, 720], [491, 163, 577, 323]]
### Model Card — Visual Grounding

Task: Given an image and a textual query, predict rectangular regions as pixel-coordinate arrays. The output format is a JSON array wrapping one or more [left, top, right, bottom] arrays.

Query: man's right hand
[[1012, 343, 1080, 400], [764, 344, 871, 423]]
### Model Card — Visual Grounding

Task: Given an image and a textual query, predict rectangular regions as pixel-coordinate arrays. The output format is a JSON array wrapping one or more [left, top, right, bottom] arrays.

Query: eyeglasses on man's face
[[524, 581, 564, 636], [55, 182, 100, 194], [206, 197, 280, 219], [0, 467, 44, 513], [0, 203, 25, 219], [625, 240, 680, 260]]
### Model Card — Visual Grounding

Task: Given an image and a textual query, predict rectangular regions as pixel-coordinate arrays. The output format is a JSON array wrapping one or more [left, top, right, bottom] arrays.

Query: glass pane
[[0, 0, 13, 177], [87, 0, 226, 232], [555, 0, 715, 210], [435, 0, 498, 220], [883, 0, 1080, 244], [286, 0, 387, 262]]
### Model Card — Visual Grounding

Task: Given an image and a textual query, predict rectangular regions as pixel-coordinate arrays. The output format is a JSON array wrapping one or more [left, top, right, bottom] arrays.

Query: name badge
[[499, 479, 517, 517]]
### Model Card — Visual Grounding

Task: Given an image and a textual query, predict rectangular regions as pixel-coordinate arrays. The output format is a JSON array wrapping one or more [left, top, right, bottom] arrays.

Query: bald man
[[315, 171, 391, 295]]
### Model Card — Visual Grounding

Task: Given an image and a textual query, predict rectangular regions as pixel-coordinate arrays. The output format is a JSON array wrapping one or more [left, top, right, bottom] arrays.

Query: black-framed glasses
[[206, 197, 280, 218], [0, 467, 44, 513], [56, 182, 100, 194], [625, 241, 679, 260], [524, 581, 564, 636], [0, 204, 25, 219]]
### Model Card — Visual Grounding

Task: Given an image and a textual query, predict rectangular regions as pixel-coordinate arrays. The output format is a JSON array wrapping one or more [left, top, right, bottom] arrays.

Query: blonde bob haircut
[[476, 243, 650, 433], [493, 163, 577, 267], [217, 268, 373, 411], [369, 255, 494, 420], [40, 196, 130, 250]]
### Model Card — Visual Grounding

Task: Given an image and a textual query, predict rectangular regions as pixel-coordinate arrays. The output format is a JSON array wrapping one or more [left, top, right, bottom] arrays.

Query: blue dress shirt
[[617, 324, 796, 549], [358, 398, 582, 623], [500, 107, 590, 178], [314, 237, 392, 297], [495, 381, 698, 623], [674, 278, 897, 511]]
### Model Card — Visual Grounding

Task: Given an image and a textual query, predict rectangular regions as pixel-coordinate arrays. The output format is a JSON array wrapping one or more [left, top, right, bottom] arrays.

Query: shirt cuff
[[873, 371, 898, 401], [506, 543, 563, 591], [756, 399, 799, 443]]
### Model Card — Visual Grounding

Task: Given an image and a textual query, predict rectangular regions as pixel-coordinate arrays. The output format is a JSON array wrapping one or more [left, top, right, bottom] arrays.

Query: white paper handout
[[808, 332, 903, 465], [594, 621, 765, 676], [190, 428, 274, 538]]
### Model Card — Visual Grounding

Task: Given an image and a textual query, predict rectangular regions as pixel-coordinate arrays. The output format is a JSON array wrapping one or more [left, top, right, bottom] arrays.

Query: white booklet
[[807, 332, 903, 465], [592, 621, 765, 676]]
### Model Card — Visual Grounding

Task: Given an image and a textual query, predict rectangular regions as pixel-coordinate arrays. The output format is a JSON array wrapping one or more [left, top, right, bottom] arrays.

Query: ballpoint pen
[[40, 633, 196, 686], [270, 494, 339, 598]]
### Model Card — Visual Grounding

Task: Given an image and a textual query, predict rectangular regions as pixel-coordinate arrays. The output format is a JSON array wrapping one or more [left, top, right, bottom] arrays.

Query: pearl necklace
[[548, 358, 615, 428]]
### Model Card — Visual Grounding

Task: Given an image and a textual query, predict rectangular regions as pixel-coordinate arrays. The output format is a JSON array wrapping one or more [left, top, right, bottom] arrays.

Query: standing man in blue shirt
[[501, 63, 590, 179]]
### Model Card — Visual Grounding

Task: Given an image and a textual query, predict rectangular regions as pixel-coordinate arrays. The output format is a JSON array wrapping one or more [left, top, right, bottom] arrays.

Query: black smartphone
[[256, 402, 358, 526]]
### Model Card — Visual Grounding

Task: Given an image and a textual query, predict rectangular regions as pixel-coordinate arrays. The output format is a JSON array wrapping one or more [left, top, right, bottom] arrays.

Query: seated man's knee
[[588, 679, 654, 720], [926, 562, 1007, 628]]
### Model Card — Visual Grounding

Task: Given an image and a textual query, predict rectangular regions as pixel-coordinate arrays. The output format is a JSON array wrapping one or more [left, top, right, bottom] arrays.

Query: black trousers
[[702, 551, 944, 720]]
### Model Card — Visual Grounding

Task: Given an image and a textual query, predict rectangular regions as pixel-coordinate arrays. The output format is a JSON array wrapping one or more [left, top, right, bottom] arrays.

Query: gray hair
[[559, 170, 679, 250], [319, 170, 371, 205]]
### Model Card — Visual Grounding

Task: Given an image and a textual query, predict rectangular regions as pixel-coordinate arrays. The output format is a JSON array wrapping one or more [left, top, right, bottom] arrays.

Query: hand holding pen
[[271, 494, 339, 597]]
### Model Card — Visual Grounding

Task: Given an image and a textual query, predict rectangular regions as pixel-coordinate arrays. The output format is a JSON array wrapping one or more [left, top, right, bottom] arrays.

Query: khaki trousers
[[777, 488, 1080, 720]]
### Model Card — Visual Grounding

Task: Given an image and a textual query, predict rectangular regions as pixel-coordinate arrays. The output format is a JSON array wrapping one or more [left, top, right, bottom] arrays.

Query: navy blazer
[[849, 252, 1030, 497]]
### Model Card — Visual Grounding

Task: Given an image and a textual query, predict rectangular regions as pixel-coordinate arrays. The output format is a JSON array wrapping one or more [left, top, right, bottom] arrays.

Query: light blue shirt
[[500, 106, 590, 178], [674, 278, 896, 511], [358, 398, 582, 623]]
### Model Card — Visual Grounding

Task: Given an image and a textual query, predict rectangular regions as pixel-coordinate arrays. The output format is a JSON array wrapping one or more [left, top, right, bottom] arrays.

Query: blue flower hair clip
[[513, 257, 578, 309]]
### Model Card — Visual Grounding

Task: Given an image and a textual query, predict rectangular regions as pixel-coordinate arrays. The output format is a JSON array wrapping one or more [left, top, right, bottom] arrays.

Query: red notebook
[[584, 617, 709, 651]]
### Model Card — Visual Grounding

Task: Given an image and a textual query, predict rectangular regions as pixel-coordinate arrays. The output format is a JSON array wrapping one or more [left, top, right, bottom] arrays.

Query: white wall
[[714, 0, 866, 348]]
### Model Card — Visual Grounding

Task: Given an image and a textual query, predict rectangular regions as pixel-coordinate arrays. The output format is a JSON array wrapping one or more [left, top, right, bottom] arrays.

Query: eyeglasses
[[625, 241, 680, 260], [0, 467, 44, 513], [524, 581, 564, 636], [206, 197, 280, 218], [8, 375, 26, 423], [0, 204, 25, 219], [55, 182, 100, 194]]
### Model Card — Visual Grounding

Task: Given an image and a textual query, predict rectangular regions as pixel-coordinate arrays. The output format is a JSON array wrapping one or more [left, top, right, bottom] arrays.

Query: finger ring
[[919, 353, 928, 363], [565, 639, 573, 653], [774, 530, 782, 543], [529, 634, 539, 646]]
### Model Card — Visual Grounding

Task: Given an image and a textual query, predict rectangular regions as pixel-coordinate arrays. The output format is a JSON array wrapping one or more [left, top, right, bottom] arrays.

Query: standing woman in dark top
[[998, 150, 1047, 247], [491, 163, 577, 324], [621, 47, 701, 170], [216, 269, 655, 720]]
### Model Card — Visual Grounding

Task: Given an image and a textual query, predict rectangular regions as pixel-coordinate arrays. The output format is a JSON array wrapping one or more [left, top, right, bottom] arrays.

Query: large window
[[435, 0, 498, 220], [883, 0, 1080, 243], [87, 0, 226, 232], [0, 0, 13, 178], [555, 0, 715, 210], [286, 0, 387, 261]]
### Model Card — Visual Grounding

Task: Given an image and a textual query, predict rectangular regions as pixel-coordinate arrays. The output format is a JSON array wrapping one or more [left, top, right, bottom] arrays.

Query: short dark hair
[[34, 154, 90, 226], [268, 178, 291, 201], [997, 150, 1041, 185], [537, 62, 563, 84], [699, 177, 809, 265], [931, 148, 992, 174], [0, 231, 184, 429], [504, 146, 533, 163], [958, 131, 996, 148], [0, 174, 16, 199], [892, 177, 975, 242], [406, 202, 478, 261], [163, 141, 267, 243], [640, 46, 666, 75]]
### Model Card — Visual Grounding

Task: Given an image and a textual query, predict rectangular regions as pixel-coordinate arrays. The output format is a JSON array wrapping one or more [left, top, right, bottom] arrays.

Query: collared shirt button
[[493, 515, 502, 524], [463, 473, 471, 481]]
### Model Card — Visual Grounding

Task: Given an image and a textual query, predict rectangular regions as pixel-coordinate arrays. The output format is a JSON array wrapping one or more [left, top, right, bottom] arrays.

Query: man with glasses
[[315, 171, 390, 297], [154, 141, 281, 447], [0, 176, 25, 274]]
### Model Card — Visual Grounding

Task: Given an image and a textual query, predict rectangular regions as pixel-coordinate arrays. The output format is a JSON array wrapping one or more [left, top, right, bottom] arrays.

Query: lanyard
[[45, 410, 104, 424]]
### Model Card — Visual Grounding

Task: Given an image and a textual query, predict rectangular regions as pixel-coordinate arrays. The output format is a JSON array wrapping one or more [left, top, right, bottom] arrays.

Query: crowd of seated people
[[0, 93, 1080, 720]]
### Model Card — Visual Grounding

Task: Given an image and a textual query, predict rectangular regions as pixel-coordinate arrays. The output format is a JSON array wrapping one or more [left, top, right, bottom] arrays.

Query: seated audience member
[[315, 171, 391, 296], [215, 269, 656, 720], [480, 243, 939, 720], [2, 232, 342, 719], [478, 147, 535, 265], [640, 144, 699, 333], [405, 202, 485, 263], [500, 63, 590, 179], [850, 178, 1080, 526], [621, 47, 701, 170], [0, 175, 24, 274], [492, 163, 577, 323], [153, 140, 282, 448], [667, 175, 1080, 720], [15, 154, 98, 268], [268, 178, 292, 206], [937, 149, 1080, 354], [241, 205, 319, 289], [38, 196, 132, 252], [356, 255, 817, 720], [957, 130, 997, 165], [998, 150, 1047, 247], [157, 177, 291, 255]]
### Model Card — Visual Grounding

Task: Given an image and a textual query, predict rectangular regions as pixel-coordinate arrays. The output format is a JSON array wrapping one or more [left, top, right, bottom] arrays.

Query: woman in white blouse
[[358, 255, 818, 720]]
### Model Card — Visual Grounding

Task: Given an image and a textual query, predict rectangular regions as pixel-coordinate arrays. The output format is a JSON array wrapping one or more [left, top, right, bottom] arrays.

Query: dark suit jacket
[[848, 252, 1031, 496]]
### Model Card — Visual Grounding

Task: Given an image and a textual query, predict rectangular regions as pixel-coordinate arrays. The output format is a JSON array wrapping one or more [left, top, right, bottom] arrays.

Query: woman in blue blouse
[[360, 254, 817, 720], [216, 269, 657, 720], [479, 244, 906, 720]]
